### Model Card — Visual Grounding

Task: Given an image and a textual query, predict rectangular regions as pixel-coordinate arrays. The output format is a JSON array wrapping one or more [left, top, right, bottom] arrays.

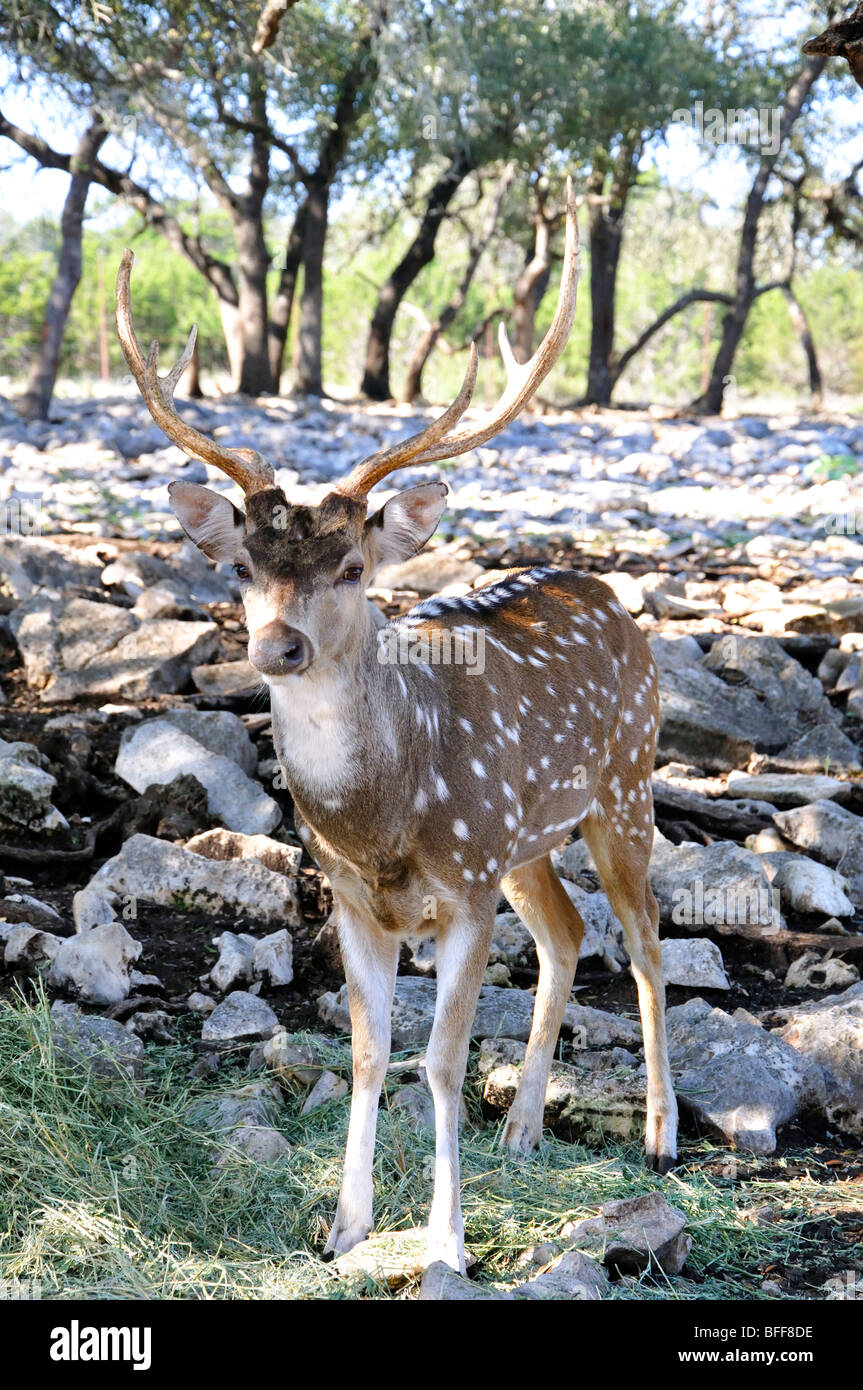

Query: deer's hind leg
[[499, 854, 585, 1154], [580, 793, 678, 1173]]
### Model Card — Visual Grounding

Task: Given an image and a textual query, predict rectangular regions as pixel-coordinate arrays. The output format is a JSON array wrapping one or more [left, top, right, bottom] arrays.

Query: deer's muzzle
[[248, 620, 314, 677]]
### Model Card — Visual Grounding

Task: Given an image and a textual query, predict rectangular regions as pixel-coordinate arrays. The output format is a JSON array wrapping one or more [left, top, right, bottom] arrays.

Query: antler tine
[[337, 342, 479, 500], [116, 249, 275, 496], [409, 175, 579, 465]]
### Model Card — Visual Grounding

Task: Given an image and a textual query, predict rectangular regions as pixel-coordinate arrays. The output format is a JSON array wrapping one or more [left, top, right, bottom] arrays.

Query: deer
[[115, 179, 677, 1277]]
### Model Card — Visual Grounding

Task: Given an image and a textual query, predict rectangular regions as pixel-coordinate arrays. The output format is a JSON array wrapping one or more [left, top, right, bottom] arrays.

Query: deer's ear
[[364, 481, 447, 572], [168, 481, 245, 562]]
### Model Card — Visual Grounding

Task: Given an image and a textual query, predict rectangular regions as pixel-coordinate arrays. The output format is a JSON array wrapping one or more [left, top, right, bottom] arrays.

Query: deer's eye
[[340, 565, 364, 585], [233, 562, 251, 581]]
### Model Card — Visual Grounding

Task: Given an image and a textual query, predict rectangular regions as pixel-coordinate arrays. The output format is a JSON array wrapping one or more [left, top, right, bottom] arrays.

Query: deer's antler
[[337, 176, 579, 500], [116, 249, 275, 496]]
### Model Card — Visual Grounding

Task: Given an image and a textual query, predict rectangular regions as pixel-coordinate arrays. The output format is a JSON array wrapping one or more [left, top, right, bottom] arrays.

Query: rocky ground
[[1, 390, 863, 1299]]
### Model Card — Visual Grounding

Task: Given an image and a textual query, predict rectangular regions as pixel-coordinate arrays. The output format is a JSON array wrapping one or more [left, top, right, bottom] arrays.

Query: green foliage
[[0, 211, 228, 379], [808, 454, 861, 480]]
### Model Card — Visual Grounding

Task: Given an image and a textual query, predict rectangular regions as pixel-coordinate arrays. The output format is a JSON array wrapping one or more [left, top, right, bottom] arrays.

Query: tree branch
[[614, 290, 733, 381], [0, 108, 238, 305]]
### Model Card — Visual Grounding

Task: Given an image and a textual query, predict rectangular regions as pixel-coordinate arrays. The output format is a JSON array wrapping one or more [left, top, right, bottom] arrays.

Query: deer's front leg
[[324, 907, 398, 1258], [424, 909, 494, 1274]]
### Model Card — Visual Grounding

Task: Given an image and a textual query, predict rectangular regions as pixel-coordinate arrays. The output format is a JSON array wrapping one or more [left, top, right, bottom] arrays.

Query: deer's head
[[115, 179, 578, 684]]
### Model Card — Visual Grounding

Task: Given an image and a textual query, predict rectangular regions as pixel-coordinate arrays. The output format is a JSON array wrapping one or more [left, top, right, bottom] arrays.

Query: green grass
[[1, 990, 860, 1301]]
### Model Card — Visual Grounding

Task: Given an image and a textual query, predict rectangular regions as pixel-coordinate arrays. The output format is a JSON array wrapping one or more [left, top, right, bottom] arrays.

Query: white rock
[[772, 800, 863, 864], [184, 829, 302, 876], [116, 721, 281, 836], [2, 925, 62, 967], [187, 992, 216, 1015], [0, 749, 59, 828], [784, 952, 859, 990], [771, 858, 855, 917], [47, 923, 142, 1005], [210, 931, 256, 991], [201, 991, 279, 1042], [666, 997, 826, 1153], [72, 885, 118, 932], [661, 938, 730, 990], [560, 881, 628, 969], [252, 929, 294, 987], [88, 834, 300, 925], [300, 1070, 349, 1114], [772, 982, 863, 1136], [152, 709, 258, 776], [650, 835, 779, 930], [727, 771, 851, 806]]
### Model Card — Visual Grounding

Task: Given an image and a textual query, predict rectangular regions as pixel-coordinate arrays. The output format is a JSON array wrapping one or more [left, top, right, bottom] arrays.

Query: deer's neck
[[268, 614, 435, 817]]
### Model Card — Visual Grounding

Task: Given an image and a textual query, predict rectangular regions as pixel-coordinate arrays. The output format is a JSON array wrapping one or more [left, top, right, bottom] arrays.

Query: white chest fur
[[269, 675, 356, 801]]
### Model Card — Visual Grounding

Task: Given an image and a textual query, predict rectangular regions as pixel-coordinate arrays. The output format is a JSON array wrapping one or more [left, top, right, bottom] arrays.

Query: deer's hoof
[[499, 1112, 542, 1156]]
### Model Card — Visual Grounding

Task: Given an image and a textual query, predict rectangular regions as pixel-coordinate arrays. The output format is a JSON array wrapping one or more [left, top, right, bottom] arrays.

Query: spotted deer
[[116, 181, 677, 1275]]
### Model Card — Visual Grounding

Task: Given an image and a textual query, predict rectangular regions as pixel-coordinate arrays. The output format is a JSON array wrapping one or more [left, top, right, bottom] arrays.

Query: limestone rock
[[252, 930, 294, 987], [661, 938, 730, 990], [726, 771, 851, 806], [300, 1070, 349, 1114], [561, 1003, 642, 1048], [772, 983, 863, 1136], [649, 836, 779, 931], [319, 977, 539, 1049], [772, 800, 862, 864], [50, 1000, 144, 1081], [666, 998, 825, 1153], [770, 858, 855, 917], [563, 1191, 691, 1276], [10, 595, 219, 702], [152, 709, 258, 776], [184, 829, 302, 876], [116, 721, 281, 836], [783, 952, 859, 991], [210, 931, 256, 991], [201, 991, 279, 1043], [2, 924, 62, 967], [481, 1038, 648, 1142], [0, 740, 64, 830], [88, 834, 300, 926], [511, 1249, 609, 1300], [47, 923, 142, 1005], [420, 1263, 512, 1301]]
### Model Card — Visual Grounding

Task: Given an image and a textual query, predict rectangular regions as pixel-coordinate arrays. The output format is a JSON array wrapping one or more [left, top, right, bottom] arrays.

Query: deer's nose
[[248, 621, 314, 677]]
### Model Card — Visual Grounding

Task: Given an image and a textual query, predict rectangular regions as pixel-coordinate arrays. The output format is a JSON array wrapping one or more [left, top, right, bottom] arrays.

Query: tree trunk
[[218, 300, 244, 387], [403, 162, 515, 401], [512, 215, 551, 364], [234, 215, 275, 394], [269, 199, 307, 390], [20, 116, 107, 420], [585, 168, 627, 406], [186, 333, 203, 398], [283, 0, 387, 397], [781, 285, 822, 407], [296, 178, 328, 395], [697, 56, 826, 415], [361, 148, 475, 400], [232, 84, 275, 396]]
